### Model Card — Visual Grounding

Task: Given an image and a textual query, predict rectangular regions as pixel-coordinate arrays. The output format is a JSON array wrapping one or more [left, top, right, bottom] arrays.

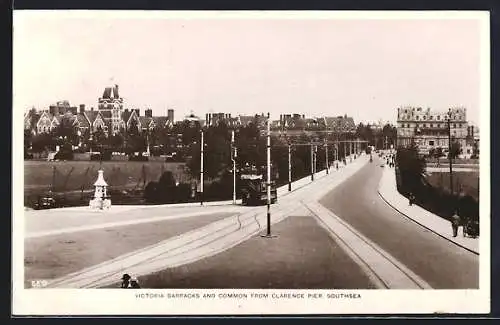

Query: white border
[[12, 10, 491, 315]]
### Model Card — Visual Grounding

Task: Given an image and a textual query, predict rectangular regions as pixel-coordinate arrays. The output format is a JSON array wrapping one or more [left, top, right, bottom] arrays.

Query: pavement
[[40, 154, 370, 288], [426, 167, 478, 172], [319, 156, 478, 289], [377, 165, 479, 255]]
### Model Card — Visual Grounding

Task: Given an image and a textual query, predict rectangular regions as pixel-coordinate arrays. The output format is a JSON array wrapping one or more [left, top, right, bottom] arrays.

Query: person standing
[[451, 210, 460, 237], [121, 274, 131, 288]]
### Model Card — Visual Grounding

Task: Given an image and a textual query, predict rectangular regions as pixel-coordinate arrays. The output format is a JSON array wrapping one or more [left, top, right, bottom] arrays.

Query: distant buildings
[[24, 84, 175, 137], [396, 106, 474, 157]]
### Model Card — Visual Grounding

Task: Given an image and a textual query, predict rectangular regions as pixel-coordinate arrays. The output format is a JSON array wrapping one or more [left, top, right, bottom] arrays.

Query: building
[[24, 84, 176, 139], [98, 84, 125, 135], [396, 106, 468, 155], [205, 113, 237, 127]]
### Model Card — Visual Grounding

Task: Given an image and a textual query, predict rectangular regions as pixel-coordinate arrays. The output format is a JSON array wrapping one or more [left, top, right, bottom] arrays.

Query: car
[[34, 196, 57, 210]]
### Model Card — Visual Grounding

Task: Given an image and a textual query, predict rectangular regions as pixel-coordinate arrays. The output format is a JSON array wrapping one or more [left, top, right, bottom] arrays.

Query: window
[[416, 116, 419, 120], [429, 140, 434, 146], [430, 116, 433, 120], [437, 116, 441, 120], [423, 116, 427, 120]]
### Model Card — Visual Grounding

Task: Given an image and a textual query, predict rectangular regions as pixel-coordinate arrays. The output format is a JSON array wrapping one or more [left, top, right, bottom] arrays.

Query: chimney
[[302, 114, 305, 119], [135, 109, 140, 116], [91, 107, 94, 112], [70, 107, 77, 115], [168, 109, 174, 123], [49, 105, 58, 116], [58, 106, 67, 115], [145, 109, 153, 118], [79, 104, 85, 114]]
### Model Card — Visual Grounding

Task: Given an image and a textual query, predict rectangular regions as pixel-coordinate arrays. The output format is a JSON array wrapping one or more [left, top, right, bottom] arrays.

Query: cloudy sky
[[13, 11, 487, 125]]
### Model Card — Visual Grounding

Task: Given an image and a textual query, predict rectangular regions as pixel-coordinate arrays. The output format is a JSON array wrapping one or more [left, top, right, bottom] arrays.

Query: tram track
[[302, 200, 432, 289]]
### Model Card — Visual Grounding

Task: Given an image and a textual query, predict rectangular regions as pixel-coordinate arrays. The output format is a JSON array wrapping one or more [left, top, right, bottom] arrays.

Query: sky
[[13, 11, 487, 125]]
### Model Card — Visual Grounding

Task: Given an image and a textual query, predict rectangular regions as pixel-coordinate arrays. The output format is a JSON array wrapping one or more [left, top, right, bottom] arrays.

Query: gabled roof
[[102, 84, 120, 99], [84, 111, 100, 124], [324, 116, 356, 131], [126, 110, 140, 127], [139, 116, 152, 128], [152, 116, 168, 128], [122, 110, 132, 123], [26, 110, 41, 129], [51, 115, 62, 127], [76, 113, 90, 128]]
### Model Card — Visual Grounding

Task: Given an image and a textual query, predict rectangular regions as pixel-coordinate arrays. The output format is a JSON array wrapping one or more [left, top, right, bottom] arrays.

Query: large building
[[97, 84, 125, 135], [396, 106, 468, 155], [24, 84, 176, 138]]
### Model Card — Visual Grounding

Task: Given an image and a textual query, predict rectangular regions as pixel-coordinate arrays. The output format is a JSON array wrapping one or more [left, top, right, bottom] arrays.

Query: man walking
[[451, 210, 460, 237]]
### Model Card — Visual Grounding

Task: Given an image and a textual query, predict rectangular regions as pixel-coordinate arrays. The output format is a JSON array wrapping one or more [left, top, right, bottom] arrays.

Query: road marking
[[25, 208, 242, 239], [304, 201, 432, 289]]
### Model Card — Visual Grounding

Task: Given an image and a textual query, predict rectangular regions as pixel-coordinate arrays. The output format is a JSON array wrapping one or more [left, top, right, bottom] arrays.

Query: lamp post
[[325, 139, 329, 174], [288, 143, 292, 191], [447, 109, 453, 198], [310, 143, 314, 181], [343, 134, 347, 163], [200, 128, 204, 206], [231, 130, 237, 205], [261, 112, 276, 238]]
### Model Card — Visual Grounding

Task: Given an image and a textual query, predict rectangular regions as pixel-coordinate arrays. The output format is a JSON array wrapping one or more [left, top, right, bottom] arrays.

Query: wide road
[[319, 155, 479, 289]]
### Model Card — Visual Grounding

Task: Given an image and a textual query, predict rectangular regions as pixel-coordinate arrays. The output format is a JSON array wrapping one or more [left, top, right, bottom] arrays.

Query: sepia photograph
[[12, 10, 490, 315]]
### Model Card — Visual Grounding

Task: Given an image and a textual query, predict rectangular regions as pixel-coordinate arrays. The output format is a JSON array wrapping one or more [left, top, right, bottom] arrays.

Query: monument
[[89, 169, 111, 210]]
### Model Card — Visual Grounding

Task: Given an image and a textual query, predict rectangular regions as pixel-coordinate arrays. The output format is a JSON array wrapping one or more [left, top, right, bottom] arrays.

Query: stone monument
[[89, 169, 111, 210]]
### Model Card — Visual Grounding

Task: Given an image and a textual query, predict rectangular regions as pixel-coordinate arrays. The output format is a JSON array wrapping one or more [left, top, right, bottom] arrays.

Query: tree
[[54, 114, 79, 146], [471, 141, 479, 159], [396, 143, 426, 195]]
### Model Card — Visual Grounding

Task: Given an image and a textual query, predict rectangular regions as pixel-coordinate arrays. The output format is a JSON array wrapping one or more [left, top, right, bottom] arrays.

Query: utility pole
[[231, 130, 237, 205], [325, 139, 329, 174], [261, 112, 275, 238], [310, 144, 314, 181], [288, 143, 292, 191], [447, 109, 454, 198], [350, 140, 353, 162], [343, 134, 347, 163], [200, 129, 204, 206]]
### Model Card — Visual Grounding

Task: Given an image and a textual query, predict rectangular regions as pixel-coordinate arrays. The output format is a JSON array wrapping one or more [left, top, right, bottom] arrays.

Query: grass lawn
[[24, 212, 233, 287], [105, 216, 377, 289], [24, 160, 192, 203], [425, 171, 479, 200]]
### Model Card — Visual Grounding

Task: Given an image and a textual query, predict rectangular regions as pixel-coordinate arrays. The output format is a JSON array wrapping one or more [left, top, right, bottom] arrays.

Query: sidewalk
[[377, 167, 479, 254]]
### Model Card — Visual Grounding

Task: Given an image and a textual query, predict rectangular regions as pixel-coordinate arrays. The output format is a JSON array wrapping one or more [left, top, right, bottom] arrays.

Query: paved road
[[319, 156, 479, 289]]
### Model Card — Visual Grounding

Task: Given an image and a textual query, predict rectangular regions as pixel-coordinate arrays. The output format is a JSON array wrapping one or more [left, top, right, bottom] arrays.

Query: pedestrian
[[121, 273, 131, 288], [408, 192, 415, 206], [129, 277, 141, 289], [451, 210, 460, 237]]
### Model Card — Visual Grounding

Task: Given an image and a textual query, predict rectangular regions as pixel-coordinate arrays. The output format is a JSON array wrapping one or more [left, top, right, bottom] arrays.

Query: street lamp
[[325, 138, 329, 174], [200, 128, 204, 206], [231, 130, 237, 205], [310, 143, 315, 181], [261, 112, 276, 238], [447, 109, 454, 198]]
